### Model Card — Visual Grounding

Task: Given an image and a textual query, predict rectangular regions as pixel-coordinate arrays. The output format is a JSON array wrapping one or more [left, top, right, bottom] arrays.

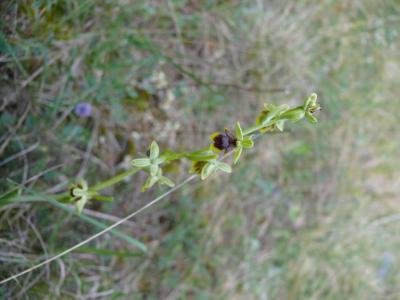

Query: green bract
[[200, 160, 232, 180], [255, 104, 289, 133]]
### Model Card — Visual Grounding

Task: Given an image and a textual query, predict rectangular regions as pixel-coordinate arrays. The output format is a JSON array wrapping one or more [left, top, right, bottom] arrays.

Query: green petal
[[149, 141, 159, 159], [233, 146, 243, 165], [131, 158, 151, 167], [242, 136, 254, 148]]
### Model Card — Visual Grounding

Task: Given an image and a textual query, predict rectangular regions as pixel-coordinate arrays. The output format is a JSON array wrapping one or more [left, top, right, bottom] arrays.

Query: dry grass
[[1, 0, 400, 299]]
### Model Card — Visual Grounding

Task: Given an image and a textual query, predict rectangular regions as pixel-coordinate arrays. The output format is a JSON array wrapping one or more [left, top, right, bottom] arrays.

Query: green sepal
[[150, 164, 159, 176], [159, 176, 175, 187], [304, 93, 318, 111], [131, 158, 151, 168], [149, 141, 159, 159], [142, 175, 158, 192], [305, 111, 318, 123], [235, 122, 243, 140]]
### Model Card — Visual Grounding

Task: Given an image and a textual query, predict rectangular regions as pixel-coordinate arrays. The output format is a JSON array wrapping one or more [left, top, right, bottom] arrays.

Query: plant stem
[[90, 168, 139, 192], [243, 122, 275, 136]]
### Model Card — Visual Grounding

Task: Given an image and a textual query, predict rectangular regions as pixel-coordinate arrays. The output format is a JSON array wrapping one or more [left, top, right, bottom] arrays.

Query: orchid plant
[[67, 93, 320, 213]]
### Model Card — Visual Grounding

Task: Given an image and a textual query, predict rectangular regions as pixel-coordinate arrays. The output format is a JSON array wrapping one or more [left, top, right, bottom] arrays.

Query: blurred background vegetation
[[1, 0, 399, 299]]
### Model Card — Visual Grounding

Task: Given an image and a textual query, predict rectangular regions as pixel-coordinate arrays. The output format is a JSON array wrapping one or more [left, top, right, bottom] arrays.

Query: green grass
[[1, 0, 400, 299]]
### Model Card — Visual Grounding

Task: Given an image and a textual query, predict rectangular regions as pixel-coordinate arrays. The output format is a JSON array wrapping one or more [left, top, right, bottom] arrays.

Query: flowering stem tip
[[65, 93, 320, 212]]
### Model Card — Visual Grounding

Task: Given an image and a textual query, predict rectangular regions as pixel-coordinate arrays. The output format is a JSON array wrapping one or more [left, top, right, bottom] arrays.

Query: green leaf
[[233, 146, 243, 164], [149, 141, 159, 159], [93, 195, 114, 202], [214, 161, 232, 173], [131, 158, 151, 167], [235, 122, 243, 140]]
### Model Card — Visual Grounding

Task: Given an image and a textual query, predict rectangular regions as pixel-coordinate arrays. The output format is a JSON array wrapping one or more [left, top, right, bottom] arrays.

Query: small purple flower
[[74, 102, 92, 118]]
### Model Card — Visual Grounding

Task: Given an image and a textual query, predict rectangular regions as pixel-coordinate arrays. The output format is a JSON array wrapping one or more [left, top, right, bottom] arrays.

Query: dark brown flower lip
[[212, 129, 237, 153]]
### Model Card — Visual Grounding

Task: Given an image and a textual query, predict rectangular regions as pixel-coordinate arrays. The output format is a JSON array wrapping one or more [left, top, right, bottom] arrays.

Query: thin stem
[[243, 121, 277, 136], [0, 174, 197, 286], [90, 168, 139, 192], [243, 124, 264, 136], [187, 147, 210, 155]]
